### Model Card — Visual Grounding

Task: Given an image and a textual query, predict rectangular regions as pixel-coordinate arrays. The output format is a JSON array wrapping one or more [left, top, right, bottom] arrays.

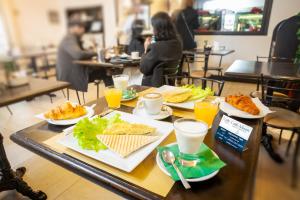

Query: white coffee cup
[[131, 51, 139, 60], [137, 93, 163, 115], [174, 118, 208, 154]]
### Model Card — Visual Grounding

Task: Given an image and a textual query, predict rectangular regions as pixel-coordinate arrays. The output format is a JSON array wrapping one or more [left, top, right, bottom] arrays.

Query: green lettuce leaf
[[181, 84, 214, 101], [73, 113, 123, 152]]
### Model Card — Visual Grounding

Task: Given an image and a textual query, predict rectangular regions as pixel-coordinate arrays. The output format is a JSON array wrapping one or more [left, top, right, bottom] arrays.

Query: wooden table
[[74, 58, 140, 69], [0, 78, 70, 107], [10, 86, 262, 200], [225, 60, 300, 80]]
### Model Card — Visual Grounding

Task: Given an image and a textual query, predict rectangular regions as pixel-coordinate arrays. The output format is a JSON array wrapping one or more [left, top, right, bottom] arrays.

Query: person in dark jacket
[[140, 12, 182, 87], [175, 0, 199, 50], [56, 21, 112, 92]]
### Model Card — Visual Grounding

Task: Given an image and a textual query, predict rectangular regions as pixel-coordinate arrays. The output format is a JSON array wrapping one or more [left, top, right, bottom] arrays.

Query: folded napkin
[[157, 144, 226, 181]]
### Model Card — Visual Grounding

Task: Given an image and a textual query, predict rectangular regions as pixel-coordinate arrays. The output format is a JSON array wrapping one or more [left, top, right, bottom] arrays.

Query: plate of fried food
[[36, 102, 94, 125], [219, 95, 272, 119], [156, 85, 214, 110], [58, 111, 173, 172]]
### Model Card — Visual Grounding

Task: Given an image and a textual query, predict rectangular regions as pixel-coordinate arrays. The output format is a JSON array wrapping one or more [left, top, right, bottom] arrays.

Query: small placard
[[215, 115, 253, 152]]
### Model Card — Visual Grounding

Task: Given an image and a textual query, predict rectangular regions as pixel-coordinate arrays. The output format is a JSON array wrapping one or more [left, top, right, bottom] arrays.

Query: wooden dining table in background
[[10, 85, 262, 200]]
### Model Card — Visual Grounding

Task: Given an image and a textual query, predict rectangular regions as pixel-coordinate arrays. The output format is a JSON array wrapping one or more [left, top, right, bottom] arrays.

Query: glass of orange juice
[[104, 86, 122, 109], [194, 100, 219, 128]]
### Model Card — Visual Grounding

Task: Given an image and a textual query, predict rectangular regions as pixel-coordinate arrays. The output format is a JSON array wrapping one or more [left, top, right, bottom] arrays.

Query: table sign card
[[215, 115, 253, 152]]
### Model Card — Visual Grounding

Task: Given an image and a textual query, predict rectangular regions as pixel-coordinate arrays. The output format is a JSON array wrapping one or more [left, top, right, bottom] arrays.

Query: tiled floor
[[0, 80, 299, 200]]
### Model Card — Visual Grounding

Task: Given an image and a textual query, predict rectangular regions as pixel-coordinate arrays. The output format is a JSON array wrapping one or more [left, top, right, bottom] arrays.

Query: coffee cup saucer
[[132, 105, 173, 120]]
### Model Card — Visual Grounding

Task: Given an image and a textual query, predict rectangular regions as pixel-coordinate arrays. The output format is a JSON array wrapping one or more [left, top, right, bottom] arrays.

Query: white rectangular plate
[[58, 111, 174, 172], [156, 85, 203, 110]]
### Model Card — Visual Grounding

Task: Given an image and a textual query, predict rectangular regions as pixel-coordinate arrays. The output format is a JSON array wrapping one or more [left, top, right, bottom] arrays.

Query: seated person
[[140, 12, 182, 87], [128, 19, 145, 56], [57, 20, 112, 92]]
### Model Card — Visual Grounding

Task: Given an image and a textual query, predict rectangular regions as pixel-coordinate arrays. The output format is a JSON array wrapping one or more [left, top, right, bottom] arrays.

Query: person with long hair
[[140, 12, 182, 87]]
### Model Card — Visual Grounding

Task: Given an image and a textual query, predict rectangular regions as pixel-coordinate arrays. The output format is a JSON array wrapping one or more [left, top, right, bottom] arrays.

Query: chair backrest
[[165, 75, 225, 96], [151, 60, 180, 87], [269, 15, 300, 62], [261, 74, 300, 111]]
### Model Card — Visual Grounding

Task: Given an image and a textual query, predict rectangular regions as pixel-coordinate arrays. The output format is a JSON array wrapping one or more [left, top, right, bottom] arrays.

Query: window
[[194, 0, 273, 35]]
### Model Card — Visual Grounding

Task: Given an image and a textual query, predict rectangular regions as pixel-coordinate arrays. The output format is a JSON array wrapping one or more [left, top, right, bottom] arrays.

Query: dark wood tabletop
[[183, 49, 235, 56], [0, 78, 70, 107], [74, 58, 140, 69], [225, 60, 300, 80], [10, 86, 262, 200]]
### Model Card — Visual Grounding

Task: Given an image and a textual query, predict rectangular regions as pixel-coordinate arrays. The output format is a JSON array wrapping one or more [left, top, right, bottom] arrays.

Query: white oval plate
[[36, 106, 94, 126], [219, 97, 272, 119], [156, 143, 219, 182], [133, 105, 172, 120]]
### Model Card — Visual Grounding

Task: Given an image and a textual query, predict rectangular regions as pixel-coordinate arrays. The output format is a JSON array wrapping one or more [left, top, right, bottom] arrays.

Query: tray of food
[[219, 95, 272, 119], [58, 110, 174, 172]]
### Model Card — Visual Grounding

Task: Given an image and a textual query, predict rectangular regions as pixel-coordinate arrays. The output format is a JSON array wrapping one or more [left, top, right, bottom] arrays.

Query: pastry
[[44, 102, 86, 120], [225, 95, 260, 115]]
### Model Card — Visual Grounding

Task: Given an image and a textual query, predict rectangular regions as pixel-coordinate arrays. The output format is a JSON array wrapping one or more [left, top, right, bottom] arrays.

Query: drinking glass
[[112, 74, 129, 91], [194, 101, 219, 128], [104, 86, 122, 109], [174, 118, 208, 160]]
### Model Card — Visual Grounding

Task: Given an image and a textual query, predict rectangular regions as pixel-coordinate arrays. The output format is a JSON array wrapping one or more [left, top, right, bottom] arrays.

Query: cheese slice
[[97, 135, 160, 158]]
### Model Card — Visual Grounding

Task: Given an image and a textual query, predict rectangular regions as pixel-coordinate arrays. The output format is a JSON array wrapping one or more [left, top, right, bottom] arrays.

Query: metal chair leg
[[286, 130, 296, 156], [76, 90, 81, 105], [292, 133, 299, 187], [82, 92, 86, 104], [61, 89, 66, 98], [279, 129, 283, 145], [67, 88, 70, 100], [6, 106, 13, 115]]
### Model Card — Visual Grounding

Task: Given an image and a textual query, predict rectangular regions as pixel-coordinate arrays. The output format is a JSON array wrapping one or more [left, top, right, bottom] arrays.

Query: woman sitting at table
[[140, 12, 182, 87]]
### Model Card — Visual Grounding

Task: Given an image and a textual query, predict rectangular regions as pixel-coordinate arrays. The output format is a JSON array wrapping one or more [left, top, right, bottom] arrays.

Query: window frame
[[194, 0, 273, 36]]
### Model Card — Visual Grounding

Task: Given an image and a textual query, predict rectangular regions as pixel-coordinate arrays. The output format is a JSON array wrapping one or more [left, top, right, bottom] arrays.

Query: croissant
[[44, 102, 86, 120], [225, 95, 260, 115]]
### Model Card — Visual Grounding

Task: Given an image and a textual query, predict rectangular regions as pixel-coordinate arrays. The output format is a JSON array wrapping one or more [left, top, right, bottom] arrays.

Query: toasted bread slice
[[103, 123, 156, 135], [97, 135, 160, 157], [163, 89, 193, 103]]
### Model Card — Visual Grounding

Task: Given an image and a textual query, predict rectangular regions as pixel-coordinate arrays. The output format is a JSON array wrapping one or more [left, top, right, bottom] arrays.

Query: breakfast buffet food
[[44, 102, 86, 120], [225, 95, 260, 115]]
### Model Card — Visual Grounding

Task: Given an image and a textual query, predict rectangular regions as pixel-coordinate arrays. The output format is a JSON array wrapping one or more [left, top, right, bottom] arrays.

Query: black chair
[[261, 74, 300, 187], [254, 15, 300, 93], [0, 133, 47, 199], [143, 61, 180, 87], [165, 75, 225, 97]]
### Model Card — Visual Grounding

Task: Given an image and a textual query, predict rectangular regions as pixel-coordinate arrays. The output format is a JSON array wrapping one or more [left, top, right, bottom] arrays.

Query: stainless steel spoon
[[162, 150, 191, 189]]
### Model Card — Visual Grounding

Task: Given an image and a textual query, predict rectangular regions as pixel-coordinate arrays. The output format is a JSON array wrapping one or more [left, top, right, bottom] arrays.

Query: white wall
[[195, 0, 300, 70], [1, 0, 117, 51]]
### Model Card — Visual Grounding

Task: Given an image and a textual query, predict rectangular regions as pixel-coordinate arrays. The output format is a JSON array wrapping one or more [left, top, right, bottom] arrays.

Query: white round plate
[[219, 99, 268, 119], [46, 106, 94, 125], [156, 143, 219, 182], [121, 94, 138, 102], [133, 105, 172, 120]]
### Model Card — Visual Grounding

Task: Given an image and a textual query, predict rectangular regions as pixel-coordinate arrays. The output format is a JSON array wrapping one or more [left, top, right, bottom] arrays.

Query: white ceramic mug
[[137, 93, 163, 115], [131, 51, 139, 60], [174, 118, 208, 154]]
